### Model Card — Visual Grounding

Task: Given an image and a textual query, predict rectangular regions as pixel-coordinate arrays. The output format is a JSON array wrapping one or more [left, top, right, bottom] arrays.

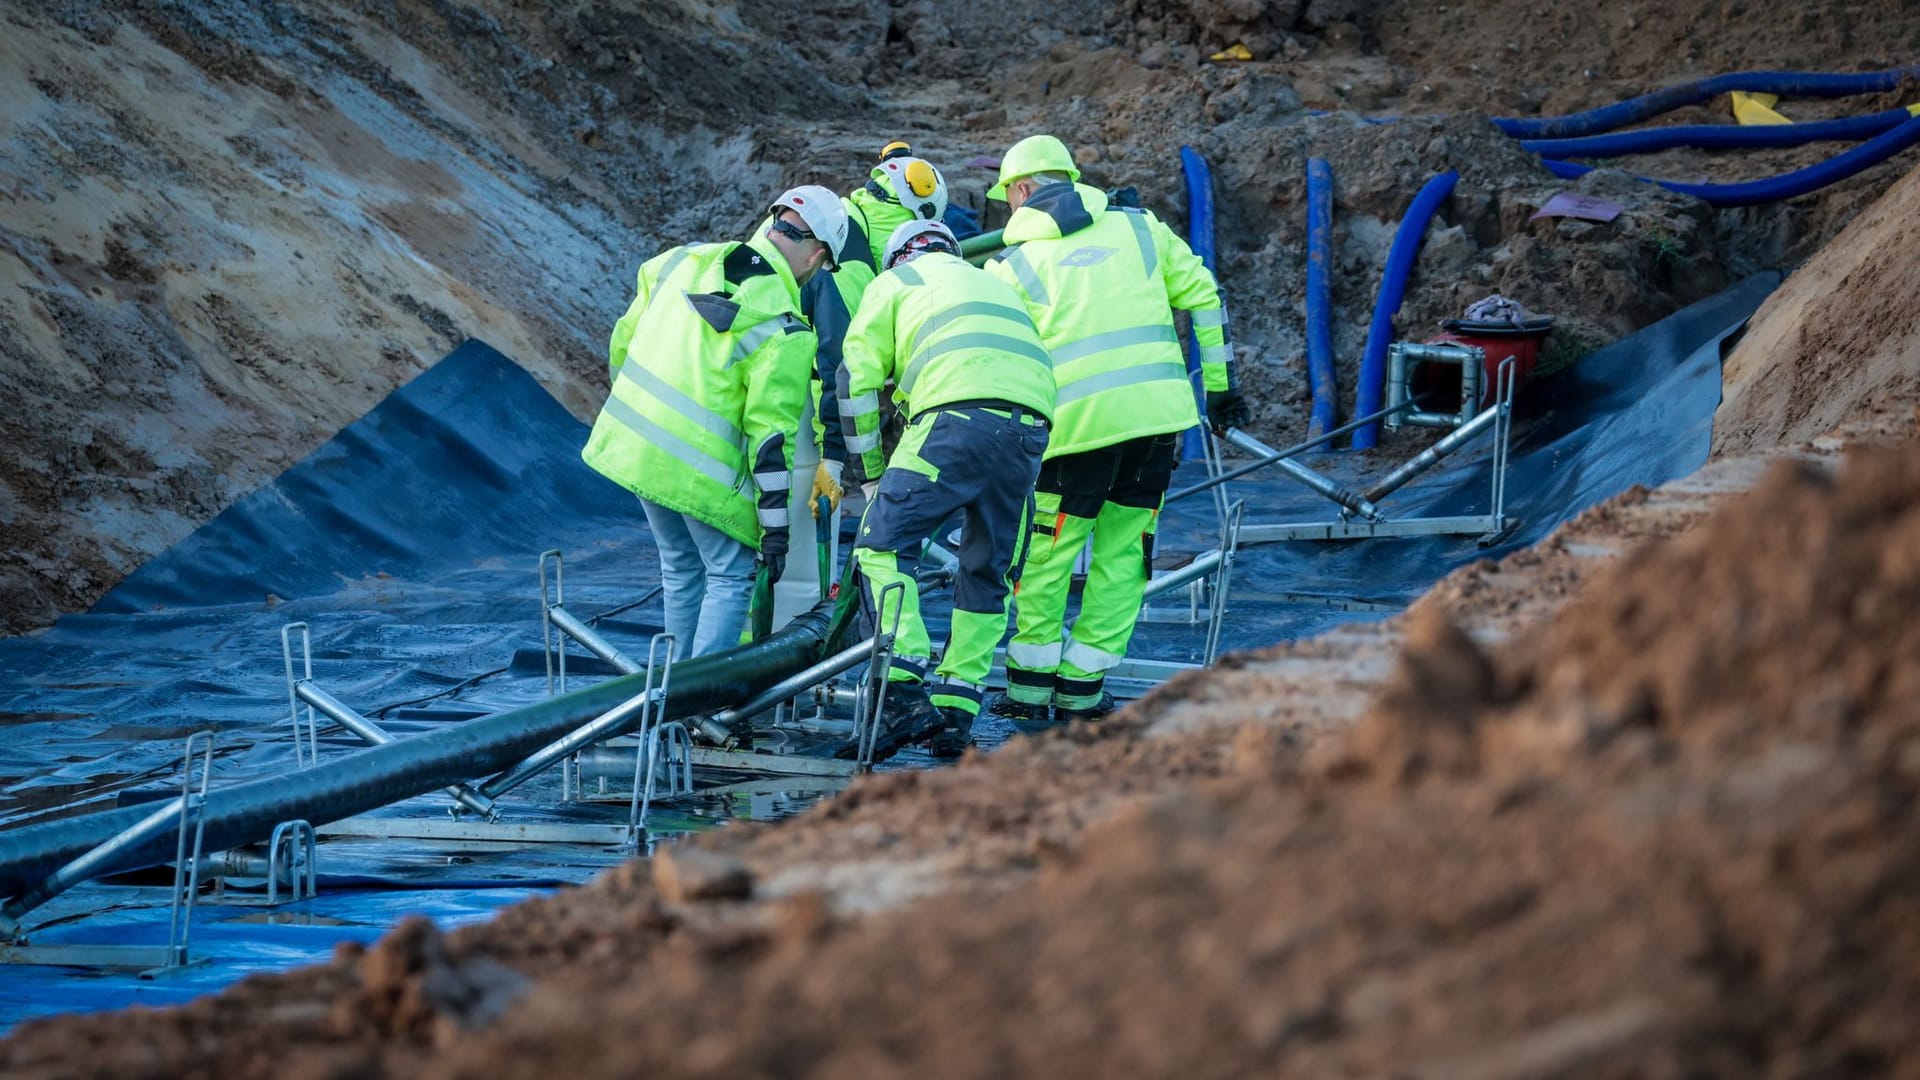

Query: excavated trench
[[3, 0, 1920, 1072]]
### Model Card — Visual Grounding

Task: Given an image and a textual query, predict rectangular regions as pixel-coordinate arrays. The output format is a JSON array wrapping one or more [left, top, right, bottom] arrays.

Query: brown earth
[[4, 0, 1920, 1075]]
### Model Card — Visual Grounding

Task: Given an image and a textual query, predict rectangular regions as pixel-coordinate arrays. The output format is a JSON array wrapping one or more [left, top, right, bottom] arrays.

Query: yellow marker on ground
[[1730, 90, 1791, 125]]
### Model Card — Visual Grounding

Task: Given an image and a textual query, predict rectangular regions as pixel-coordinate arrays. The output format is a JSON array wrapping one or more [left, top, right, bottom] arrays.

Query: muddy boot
[[988, 693, 1053, 735], [1054, 691, 1117, 725], [836, 680, 942, 763], [927, 706, 975, 759]]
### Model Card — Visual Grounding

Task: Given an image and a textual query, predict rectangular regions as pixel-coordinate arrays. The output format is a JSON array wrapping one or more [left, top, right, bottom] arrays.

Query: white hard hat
[[884, 220, 959, 269], [874, 156, 949, 223], [769, 185, 851, 268]]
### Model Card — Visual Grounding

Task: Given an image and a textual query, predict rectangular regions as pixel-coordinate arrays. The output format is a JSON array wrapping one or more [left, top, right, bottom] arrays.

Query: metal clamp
[[265, 820, 318, 906], [280, 623, 319, 768]]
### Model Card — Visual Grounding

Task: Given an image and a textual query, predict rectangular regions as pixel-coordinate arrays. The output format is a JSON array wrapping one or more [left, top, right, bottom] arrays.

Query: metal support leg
[[163, 730, 217, 969], [1204, 501, 1243, 666], [623, 634, 676, 844], [855, 581, 907, 770], [281, 623, 319, 768]]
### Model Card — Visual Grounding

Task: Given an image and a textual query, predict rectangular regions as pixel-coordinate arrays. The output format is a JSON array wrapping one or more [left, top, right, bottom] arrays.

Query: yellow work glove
[[812, 460, 844, 517]]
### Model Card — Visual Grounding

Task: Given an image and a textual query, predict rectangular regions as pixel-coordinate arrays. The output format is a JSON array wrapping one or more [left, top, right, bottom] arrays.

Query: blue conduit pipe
[[1304, 158, 1338, 437], [1521, 106, 1916, 157], [1179, 145, 1217, 460], [1352, 171, 1458, 450], [1538, 112, 1920, 207], [1494, 68, 1920, 139]]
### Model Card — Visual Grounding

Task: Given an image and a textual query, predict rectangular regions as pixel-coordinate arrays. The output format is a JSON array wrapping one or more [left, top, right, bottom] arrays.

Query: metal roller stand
[[628, 723, 694, 846], [1204, 501, 1244, 666], [264, 820, 318, 906]]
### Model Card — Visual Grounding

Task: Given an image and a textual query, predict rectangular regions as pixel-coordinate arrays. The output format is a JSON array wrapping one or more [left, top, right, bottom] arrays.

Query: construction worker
[[983, 135, 1251, 725], [582, 186, 850, 660], [777, 145, 951, 617], [836, 220, 1055, 760], [845, 141, 950, 270]]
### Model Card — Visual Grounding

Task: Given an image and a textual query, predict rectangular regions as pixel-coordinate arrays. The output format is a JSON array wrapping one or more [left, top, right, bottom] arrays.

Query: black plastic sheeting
[[0, 272, 1776, 831]]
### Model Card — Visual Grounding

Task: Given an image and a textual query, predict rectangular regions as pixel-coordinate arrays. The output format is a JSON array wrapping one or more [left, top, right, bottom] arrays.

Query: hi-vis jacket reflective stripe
[[837, 251, 1057, 485], [986, 182, 1232, 459], [584, 232, 817, 548]]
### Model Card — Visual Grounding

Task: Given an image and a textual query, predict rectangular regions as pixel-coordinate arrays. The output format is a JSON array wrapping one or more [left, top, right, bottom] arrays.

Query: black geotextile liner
[[0, 271, 1778, 823]]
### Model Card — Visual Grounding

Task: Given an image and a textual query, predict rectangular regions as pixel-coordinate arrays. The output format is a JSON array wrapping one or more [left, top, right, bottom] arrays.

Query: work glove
[[1206, 388, 1252, 434], [759, 528, 789, 584], [812, 459, 844, 517]]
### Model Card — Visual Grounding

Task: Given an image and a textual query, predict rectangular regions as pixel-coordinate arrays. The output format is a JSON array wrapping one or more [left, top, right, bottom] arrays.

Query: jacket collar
[[1003, 182, 1109, 243], [744, 227, 804, 305]]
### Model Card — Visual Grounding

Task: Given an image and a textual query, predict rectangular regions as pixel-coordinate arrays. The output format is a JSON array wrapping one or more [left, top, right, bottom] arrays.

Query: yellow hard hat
[[987, 135, 1081, 202]]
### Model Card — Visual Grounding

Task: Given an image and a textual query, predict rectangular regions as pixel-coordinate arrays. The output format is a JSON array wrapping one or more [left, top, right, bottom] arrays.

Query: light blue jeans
[[641, 498, 757, 660]]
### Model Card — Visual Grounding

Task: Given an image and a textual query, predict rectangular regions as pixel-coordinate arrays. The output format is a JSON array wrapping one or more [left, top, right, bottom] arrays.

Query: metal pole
[[1142, 550, 1224, 602], [0, 795, 187, 939], [1163, 396, 1429, 505], [703, 637, 879, 748], [1221, 430, 1383, 521], [477, 687, 659, 801], [545, 605, 644, 674], [1360, 403, 1502, 505], [295, 681, 499, 820]]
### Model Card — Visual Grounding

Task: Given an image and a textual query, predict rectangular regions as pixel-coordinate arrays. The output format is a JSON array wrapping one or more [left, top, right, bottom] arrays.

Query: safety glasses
[[768, 219, 816, 245]]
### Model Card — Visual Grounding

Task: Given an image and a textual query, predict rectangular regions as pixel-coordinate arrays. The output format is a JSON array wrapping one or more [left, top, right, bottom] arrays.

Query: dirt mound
[[1714, 162, 1920, 458]]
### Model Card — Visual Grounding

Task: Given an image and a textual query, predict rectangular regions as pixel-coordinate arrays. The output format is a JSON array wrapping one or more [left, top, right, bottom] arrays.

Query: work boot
[[1054, 691, 1117, 725], [927, 706, 975, 759], [836, 680, 942, 763], [988, 693, 1054, 735]]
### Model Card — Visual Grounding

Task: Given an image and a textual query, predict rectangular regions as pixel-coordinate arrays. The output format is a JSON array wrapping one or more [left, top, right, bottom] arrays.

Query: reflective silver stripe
[[617, 363, 741, 443], [1055, 360, 1188, 405], [1190, 307, 1226, 329], [1123, 212, 1156, 277], [1007, 641, 1061, 668], [753, 470, 791, 492], [1199, 342, 1230, 366], [601, 396, 737, 487], [908, 301, 1033, 360], [846, 430, 881, 453], [1001, 248, 1049, 306], [893, 264, 924, 287], [655, 247, 693, 287], [843, 390, 881, 418], [1063, 637, 1125, 674], [901, 333, 1054, 395], [1048, 324, 1178, 368], [757, 506, 790, 528], [729, 320, 781, 366]]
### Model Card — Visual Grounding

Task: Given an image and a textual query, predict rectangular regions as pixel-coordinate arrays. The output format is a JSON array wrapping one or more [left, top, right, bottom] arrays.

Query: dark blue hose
[[1179, 146, 1217, 460], [1538, 112, 1920, 206], [1495, 68, 1920, 139], [1304, 158, 1338, 437], [1353, 171, 1457, 449], [1521, 107, 1914, 157]]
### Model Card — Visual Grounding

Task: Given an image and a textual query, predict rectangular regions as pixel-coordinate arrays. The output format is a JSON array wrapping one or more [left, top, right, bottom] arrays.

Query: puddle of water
[[220, 911, 360, 926]]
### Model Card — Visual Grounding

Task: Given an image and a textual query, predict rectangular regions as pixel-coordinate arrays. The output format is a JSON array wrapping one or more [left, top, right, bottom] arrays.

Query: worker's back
[[873, 251, 1055, 418], [583, 236, 815, 547], [990, 181, 1216, 459]]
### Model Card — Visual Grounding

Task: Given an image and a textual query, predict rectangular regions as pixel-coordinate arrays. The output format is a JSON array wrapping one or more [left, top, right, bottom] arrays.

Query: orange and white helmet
[[873, 156, 948, 223], [884, 220, 959, 269], [768, 185, 851, 268]]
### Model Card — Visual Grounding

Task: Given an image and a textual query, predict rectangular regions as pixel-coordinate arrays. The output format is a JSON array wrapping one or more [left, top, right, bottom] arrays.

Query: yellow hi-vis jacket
[[837, 251, 1056, 484], [583, 232, 816, 548], [986, 182, 1231, 458]]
